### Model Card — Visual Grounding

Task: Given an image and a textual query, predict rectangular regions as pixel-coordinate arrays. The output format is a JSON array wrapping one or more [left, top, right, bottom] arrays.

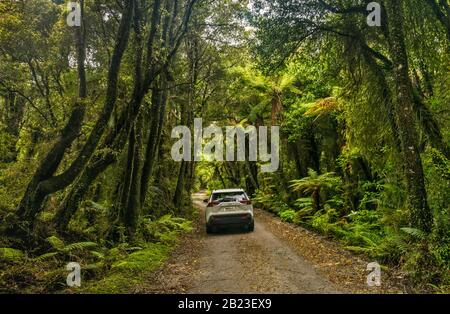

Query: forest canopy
[[0, 0, 449, 293]]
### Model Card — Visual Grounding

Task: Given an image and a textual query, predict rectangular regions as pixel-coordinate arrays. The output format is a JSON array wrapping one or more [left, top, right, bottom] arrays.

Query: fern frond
[[89, 250, 105, 260], [46, 236, 65, 251], [34, 252, 59, 261], [88, 201, 107, 211], [62, 241, 98, 252], [344, 246, 372, 253], [400, 227, 427, 240]]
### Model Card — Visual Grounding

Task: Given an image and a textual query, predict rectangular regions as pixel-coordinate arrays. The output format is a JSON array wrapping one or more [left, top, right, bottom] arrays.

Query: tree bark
[[16, 0, 95, 226], [55, 0, 198, 232], [139, 81, 168, 207], [412, 92, 450, 158], [387, 0, 432, 233], [173, 161, 187, 209], [118, 118, 144, 237], [139, 0, 174, 207], [312, 188, 321, 213], [54, 105, 130, 232], [425, 0, 450, 42]]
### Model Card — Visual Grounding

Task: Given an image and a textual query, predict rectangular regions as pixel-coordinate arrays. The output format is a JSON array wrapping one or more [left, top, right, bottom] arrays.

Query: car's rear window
[[211, 192, 247, 202]]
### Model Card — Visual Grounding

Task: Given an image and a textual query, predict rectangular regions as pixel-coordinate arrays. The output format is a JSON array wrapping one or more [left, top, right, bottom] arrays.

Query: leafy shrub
[[316, 207, 340, 231], [35, 236, 99, 261], [370, 232, 409, 264], [279, 209, 296, 223], [140, 214, 192, 244], [253, 188, 288, 214]]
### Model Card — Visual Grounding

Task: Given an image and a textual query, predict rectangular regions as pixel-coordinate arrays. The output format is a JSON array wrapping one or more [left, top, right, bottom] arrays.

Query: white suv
[[203, 188, 254, 234]]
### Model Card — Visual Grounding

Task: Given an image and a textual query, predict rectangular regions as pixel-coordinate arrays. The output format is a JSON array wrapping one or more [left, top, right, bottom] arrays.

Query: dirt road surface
[[134, 192, 403, 294]]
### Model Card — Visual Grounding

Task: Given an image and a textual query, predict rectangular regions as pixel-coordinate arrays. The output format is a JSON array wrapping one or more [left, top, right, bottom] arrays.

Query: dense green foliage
[[198, 0, 450, 292], [0, 0, 449, 293]]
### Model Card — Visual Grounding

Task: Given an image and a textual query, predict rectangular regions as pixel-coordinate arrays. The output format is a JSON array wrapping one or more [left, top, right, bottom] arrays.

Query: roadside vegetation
[[198, 0, 450, 293], [0, 0, 449, 293]]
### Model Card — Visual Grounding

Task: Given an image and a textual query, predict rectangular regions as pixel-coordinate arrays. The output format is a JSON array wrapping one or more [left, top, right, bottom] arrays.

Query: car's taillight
[[239, 199, 252, 205], [207, 201, 219, 207]]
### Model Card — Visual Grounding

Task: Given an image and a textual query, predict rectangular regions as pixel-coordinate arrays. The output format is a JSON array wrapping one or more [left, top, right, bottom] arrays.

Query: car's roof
[[212, 188, 245, 194]]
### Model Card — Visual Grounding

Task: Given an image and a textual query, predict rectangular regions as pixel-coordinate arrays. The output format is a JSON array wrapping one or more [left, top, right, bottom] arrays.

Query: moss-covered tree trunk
[[55, 0, 198, 232], [139, 80, 169, 208], [16, 1, 134, 228], [425, 0, 450, 42], [312, 188, 321, 213], [387, 0, 433, 233]]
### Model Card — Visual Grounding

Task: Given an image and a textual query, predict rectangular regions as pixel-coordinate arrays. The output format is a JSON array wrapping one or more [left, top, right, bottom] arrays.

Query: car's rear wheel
[[206, 225, 213, 234], [247, 221, 254, 232]]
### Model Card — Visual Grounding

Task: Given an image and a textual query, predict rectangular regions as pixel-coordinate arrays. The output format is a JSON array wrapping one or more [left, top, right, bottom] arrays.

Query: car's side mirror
[[203, 199, 209, 203]]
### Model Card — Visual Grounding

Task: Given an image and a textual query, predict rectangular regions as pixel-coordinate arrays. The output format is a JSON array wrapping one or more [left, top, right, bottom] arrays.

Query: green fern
[[89, 251, 105, 260], [401, 227, 427, 240], [46, 236, 65, 250], [290, 169, 342, 193], [88, 201, 107, 211], [37, 236, 99, 261], [62, 241, 98, 253], [294, 197, 313, 209], [34, 252, 59, 261], [141, 215, 193, 243], [344, 246, 372, 253]]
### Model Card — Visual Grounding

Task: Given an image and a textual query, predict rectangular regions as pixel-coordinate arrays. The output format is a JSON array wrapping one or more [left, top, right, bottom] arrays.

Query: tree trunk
[[362, 49, 402, 151], [54, 0, 198, 232], [312, 188, 320, 213], [3, 92, 25, 137], [288, 141, 305, 178], [16, 1, 134, 227], [139, 80, 169, 207], [173, 160, 187, 209], [140, 0, 177, 208], [308, 128, 320, 172], [54, 100, 132, 232], [425, 0, 450, 42], [387, 0, 432, 233], [119, 118, 144, 238], [412, 91, 450, 159], [55, 152, 116, 232]]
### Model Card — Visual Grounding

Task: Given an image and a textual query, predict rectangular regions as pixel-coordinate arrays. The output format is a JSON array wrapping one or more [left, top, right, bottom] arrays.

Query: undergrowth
[[253, 164, 450, 293], [0, 214, 193, 293]]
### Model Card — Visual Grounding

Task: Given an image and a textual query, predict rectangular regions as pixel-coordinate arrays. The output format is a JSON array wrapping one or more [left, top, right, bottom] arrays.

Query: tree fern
[[294, 197, 313, 209], [290, 169, 341, 193]]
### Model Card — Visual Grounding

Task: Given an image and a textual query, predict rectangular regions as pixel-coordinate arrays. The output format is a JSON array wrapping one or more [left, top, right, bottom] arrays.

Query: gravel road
[[134, 192, 402, 294], [188, 197, 339, 293]]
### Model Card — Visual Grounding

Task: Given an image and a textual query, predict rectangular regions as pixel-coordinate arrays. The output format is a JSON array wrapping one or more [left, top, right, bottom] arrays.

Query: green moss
[[0, 247, 24, 262], [79, 243, 172, 294], [112, 243, 169, 272]]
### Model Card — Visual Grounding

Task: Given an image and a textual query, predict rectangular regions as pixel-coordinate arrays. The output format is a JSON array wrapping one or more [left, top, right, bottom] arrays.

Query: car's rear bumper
[[207, 213, 253, 226]]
